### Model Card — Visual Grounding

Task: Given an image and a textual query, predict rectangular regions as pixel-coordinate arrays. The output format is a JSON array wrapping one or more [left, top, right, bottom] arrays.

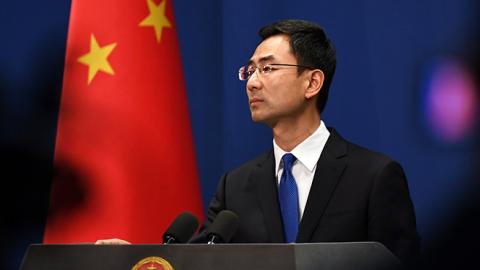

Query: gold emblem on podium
[[132, 256, 174, 270]]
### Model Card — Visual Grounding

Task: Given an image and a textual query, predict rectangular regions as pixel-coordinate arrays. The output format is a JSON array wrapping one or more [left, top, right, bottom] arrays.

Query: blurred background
[[1, 0, 479, 269]]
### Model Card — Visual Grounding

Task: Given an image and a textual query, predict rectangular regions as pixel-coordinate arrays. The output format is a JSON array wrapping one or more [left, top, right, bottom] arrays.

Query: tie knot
[[282, 153, 296, 171]]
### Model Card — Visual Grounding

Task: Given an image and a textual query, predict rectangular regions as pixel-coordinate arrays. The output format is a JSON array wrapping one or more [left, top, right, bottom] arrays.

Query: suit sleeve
[[188, 172, 227, 243], [368, 160, 420, 265]]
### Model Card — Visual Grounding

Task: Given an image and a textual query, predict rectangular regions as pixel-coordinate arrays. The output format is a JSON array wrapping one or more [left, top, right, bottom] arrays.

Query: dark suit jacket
[[193, 129, 420, 264]]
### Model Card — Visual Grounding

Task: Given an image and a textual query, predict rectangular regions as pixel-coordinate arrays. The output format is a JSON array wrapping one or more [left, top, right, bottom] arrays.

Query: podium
[[20, 242, 402, 270]]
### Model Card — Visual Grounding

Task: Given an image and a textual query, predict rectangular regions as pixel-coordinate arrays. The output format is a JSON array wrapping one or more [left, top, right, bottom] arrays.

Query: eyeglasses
[[238, 63, 314, 81]]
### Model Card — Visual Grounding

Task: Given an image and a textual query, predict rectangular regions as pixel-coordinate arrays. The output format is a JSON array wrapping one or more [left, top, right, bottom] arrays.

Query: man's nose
[[246, 71, 261, 91]]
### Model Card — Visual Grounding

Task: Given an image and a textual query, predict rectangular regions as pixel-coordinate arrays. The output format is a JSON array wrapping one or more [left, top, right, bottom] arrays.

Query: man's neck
[[272, 113, 321, 152]]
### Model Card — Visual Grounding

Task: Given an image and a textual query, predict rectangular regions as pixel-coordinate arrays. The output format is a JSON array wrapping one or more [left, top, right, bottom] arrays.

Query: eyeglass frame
[[238, 63, 315, 81]]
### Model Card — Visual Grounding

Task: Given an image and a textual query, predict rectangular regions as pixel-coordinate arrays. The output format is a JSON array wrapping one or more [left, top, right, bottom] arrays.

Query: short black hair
[[259, 19, 336, 114]]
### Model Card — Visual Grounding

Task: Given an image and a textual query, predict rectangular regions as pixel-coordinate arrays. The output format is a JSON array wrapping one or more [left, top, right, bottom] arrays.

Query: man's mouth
[[249, 97, 264, 105]]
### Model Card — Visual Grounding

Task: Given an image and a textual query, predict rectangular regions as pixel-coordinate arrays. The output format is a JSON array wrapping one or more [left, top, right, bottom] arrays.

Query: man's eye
[[247, 69, 256, 76], [261, 65, 274, 73]]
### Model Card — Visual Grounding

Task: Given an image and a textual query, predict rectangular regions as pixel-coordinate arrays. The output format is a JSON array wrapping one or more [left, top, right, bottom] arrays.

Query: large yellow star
[[139, 0, 172, 43], [77, 34, 117, 84]]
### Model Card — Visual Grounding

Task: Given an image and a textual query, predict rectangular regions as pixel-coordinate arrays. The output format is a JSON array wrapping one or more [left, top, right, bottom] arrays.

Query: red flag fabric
[[44, 0, 204, 243]]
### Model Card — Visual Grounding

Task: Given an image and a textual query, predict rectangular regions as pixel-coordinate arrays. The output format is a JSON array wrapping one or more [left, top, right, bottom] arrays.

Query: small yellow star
[[77, 34, 117, 84], [139, 0, 172, 43]]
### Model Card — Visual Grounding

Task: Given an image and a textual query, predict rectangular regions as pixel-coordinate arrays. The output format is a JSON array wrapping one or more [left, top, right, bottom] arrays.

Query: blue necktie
[[278, 153, 299, 243]]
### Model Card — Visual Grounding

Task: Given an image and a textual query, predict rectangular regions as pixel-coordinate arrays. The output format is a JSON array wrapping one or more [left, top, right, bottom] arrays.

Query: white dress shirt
[[273, 120, 330, 219]]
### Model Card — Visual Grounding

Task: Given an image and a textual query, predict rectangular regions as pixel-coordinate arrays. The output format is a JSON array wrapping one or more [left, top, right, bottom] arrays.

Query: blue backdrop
[[1, 0, 479, 269]]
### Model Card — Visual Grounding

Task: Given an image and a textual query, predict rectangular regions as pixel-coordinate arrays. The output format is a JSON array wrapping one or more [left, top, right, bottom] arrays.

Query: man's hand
[[95, 238, 131, 245]]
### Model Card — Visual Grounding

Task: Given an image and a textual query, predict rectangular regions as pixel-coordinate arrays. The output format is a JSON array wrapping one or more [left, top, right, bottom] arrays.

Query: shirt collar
[[273, 120, 330, 177]]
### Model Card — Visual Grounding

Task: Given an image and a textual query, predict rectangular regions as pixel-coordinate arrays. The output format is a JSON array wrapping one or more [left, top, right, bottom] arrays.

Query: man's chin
[[251, 113, 275, 127], [250, 112, 264, 123]]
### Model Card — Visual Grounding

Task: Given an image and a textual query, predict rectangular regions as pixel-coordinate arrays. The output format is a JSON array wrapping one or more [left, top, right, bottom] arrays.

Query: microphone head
[[207, 210, 239, 243], [162, 212, 199, 244]]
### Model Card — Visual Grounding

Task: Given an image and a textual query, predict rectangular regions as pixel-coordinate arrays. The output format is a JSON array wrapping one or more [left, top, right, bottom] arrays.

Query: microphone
[[162, 212, 199, 244], [206, 210, 239, 244]]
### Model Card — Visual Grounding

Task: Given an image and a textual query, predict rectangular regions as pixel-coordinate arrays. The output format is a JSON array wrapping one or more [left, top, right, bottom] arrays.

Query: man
[[192, 19, 420, 264], [98, 19, 420, 265]]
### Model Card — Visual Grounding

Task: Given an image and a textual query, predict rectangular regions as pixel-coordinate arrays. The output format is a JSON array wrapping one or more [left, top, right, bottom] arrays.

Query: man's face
[[246, 35, 309, 127]]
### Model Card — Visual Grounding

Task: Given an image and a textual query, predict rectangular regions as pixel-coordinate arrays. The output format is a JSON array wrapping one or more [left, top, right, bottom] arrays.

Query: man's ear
[[305, 69, 324, 99]]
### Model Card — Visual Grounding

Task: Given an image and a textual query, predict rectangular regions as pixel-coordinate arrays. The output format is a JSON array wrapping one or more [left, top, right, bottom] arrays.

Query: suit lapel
[[251, 151, 285, 242], [296, 129, 347, 242]]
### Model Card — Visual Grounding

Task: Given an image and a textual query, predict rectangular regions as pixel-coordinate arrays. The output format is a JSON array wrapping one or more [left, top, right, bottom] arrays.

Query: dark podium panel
[[20, 242, 402, 270]]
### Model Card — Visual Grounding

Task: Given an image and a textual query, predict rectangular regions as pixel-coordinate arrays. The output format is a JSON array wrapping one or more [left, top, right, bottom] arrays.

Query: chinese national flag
[[44, 0, 204, 243]]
